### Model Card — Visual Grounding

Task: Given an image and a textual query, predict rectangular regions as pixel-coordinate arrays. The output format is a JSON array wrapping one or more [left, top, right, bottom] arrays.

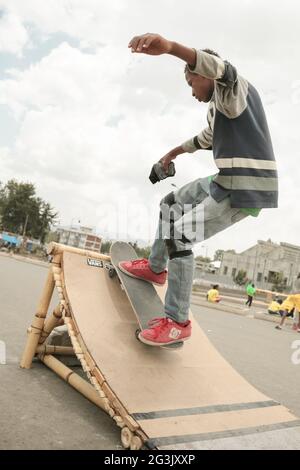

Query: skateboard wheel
[[121, 427, 133, 449], [135, 328, 141, 340], [108, 268, 116, 278], [130, 435, 143, 450]]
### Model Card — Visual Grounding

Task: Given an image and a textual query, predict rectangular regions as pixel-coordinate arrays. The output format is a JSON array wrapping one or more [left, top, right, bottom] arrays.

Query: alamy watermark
[[0, 340, 6, 365], [291, 339, 300, 365], [96, 199, 205, 244]]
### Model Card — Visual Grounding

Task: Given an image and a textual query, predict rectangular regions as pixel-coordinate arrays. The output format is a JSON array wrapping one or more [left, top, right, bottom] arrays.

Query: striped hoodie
[[182, 50, 278, 209]]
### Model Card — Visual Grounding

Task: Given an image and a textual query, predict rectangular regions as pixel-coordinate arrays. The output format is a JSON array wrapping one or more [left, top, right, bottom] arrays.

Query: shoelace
[[150, 318, 173, 338], [148, 317, 170, 330], [148, 316, 167, 327], [131, 258, 148, 265]]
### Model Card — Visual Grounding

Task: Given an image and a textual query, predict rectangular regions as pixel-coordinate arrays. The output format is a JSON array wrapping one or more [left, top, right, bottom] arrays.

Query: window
[[223, 266, 228, 275], [232, 268, 236, 278], [257, 272, 262, 282]]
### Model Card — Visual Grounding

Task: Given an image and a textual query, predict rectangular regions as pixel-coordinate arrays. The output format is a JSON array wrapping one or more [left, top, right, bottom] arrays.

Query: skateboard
[[109, 241, 183, 349]]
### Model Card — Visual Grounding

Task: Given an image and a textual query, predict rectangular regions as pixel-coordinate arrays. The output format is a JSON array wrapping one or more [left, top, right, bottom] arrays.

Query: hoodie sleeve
[[181, 126, 213, 153]]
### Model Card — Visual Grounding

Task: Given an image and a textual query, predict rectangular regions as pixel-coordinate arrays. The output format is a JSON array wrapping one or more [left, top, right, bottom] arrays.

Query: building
[[56, 225, 102, 253], [220, 239, 300, 291]]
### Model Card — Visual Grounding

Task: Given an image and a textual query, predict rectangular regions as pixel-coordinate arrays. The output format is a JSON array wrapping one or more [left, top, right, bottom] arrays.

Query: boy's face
[[185, 71, 214, 103]]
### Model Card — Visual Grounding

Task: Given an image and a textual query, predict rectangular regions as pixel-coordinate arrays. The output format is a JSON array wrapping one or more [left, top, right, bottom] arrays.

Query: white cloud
[[0, 0, 300, 256], [0, 11, 28, 56]]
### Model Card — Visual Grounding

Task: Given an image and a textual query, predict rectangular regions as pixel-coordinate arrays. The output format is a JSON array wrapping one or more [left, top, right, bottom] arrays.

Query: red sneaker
[[139, 317, 191, 346], [118, 258, 167, 286]]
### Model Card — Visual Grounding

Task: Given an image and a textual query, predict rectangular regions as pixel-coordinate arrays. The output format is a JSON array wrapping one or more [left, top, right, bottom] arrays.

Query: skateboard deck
[[109, 241, 183, 349]]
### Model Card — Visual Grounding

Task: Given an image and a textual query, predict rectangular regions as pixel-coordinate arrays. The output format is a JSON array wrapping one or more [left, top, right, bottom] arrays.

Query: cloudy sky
[[0, 0, 299, 258]]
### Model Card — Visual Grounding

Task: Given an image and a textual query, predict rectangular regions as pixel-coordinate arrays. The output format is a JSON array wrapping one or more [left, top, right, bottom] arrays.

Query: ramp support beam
[[20, 269, 55, 369], [39, 354, 110, 413]]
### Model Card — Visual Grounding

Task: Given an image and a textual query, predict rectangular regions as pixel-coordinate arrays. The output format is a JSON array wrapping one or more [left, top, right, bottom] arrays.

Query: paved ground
[[0, 256, 299, 449], [191, 302, 300, 418], [0, 256, 122, 450]]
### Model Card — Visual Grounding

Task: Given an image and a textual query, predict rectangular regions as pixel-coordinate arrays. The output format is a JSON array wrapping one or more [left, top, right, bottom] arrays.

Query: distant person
[[268, 298, 282, 315], [245, 283, 256, 307], [275, 301, 295, 330], [275, 274, 300, 331], [207, 284, 221, 303]]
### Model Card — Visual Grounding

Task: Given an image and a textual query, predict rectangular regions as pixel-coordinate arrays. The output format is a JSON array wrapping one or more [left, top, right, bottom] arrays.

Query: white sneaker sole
[[138, 333, 190, 347]]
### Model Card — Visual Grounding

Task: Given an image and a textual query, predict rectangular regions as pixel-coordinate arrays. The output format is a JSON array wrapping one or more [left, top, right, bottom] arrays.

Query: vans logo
[[87, 258, 103, 268]]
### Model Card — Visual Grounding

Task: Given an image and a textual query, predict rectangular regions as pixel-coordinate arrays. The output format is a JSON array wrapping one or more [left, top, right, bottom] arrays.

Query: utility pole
[[253, 245, 259, 282], [21, 214, 29, 248], [22, 214, 29, 237]]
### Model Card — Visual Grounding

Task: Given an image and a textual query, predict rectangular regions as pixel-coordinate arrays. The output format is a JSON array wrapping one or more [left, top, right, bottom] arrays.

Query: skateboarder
[[119, 33, 278, 347]]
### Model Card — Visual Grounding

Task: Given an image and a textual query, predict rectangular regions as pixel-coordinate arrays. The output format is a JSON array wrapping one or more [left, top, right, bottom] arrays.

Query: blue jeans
[[148, 176, 248, 323]]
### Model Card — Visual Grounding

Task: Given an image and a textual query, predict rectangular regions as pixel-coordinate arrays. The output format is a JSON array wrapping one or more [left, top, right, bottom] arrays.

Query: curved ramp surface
[[61, 251, 300, 449]]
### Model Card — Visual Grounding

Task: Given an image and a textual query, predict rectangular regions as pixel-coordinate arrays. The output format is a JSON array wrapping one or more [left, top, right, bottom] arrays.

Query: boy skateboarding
[[119, 33, 278, 347]]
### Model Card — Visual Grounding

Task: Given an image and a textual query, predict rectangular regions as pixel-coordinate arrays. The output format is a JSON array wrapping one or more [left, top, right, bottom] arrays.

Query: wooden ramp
[[20, 244, 300, 450]]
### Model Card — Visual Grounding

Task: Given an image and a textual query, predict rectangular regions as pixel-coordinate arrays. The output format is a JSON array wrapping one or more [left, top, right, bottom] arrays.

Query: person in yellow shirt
[[268, 298, 282, 315], [207, 284, 221, 303], [275, 274, 300, 331]]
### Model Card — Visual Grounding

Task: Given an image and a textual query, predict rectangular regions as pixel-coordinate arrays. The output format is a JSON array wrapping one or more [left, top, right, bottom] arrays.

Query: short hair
[[184, 48, 220, 74]]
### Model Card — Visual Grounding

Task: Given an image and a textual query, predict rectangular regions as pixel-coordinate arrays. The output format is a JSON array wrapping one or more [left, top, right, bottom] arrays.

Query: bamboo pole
[[257, 288, 288, 303], [47, 242, 110, 262], [39, 354, 110, 412], [20, 269, 55, 369], [38, 305, 63, 344], [36, 345, 75, 355]]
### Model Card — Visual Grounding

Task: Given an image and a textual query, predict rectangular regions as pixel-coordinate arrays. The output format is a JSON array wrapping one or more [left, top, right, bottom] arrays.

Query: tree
[[129, 241, 151, 259], [100, 240, 112, 255], [234, 269, 248, 286], [271, 272, 287, 292], [0, 180, 58, 243], [213, 250, 224, 261]]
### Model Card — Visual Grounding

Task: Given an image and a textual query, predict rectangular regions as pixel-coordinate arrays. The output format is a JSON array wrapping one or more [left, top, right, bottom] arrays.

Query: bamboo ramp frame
[[20, 242, 300, 450]]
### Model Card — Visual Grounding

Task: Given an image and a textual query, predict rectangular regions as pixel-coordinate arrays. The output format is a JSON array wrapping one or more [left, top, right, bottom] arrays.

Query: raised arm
[[129, 33, 237, 88], [128, 33, 196, 68]]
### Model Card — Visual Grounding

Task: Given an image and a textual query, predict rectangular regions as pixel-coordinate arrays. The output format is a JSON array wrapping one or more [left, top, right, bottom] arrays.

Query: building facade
[[56, 225, 102, 253], [220, 239, 300, 291]]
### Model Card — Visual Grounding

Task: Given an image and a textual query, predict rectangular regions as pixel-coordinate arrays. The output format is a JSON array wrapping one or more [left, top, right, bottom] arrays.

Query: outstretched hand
[[128, 33, 172, 55], [159, 152, 177, 172]]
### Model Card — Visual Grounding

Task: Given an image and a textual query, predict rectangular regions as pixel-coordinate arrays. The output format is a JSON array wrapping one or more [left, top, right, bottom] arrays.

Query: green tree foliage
[[271, 272, 287, 292], [129, 241, 151, 259], [234, 269, 248, 286], [0, 180, 58, 243], [213, 249, 224, 261], [100, 240, 112, 254]]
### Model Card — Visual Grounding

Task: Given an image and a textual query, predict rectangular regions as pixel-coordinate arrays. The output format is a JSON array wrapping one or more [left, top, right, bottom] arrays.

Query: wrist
[[167, 40, 175, 55]]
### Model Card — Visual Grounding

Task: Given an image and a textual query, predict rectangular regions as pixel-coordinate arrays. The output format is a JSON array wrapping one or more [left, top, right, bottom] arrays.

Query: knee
[[160, 191, 175, 208], [165, 239, 193, 260]]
